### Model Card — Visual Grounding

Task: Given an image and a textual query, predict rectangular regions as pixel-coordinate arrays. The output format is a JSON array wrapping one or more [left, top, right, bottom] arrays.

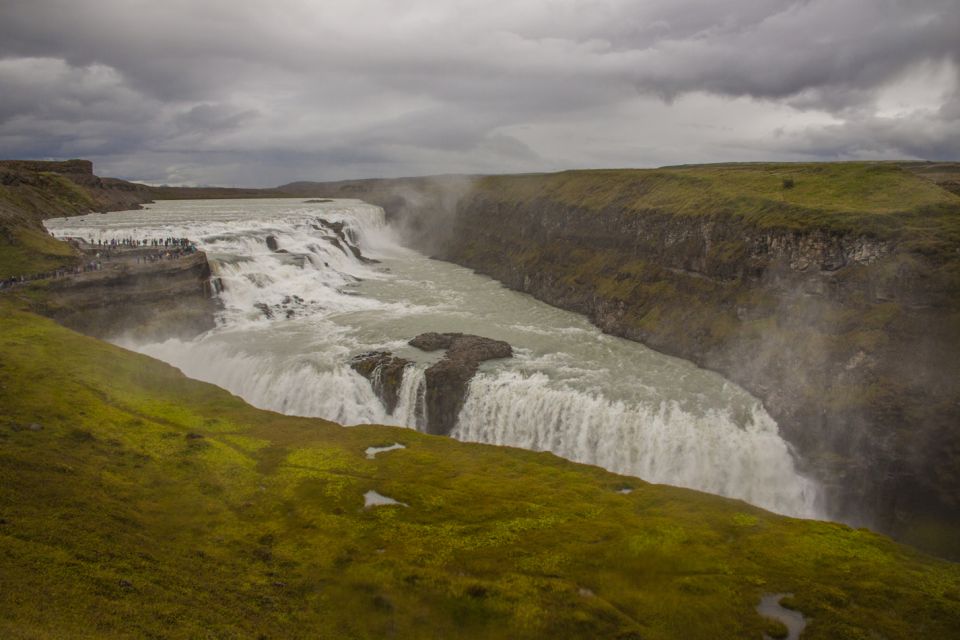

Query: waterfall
[[393, 365, 427, 429], [135, 337, 390, 425], [44, 199, 824, 519], [452, 371, 820, 517]]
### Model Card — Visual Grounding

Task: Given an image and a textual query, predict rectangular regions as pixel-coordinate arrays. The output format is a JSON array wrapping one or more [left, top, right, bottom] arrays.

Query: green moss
[[0, 299, 959, 638], [762, 617, 790, 639], [0, 225, 79, 279]]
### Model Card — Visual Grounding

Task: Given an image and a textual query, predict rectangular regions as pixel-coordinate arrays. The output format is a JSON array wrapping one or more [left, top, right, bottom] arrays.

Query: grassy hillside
[[481, 163, 955, 210], [0, 171, 96, 278], [1, 298, 960, 638], [2, 159, 960, 636], [474, 163, 960, 244], [0, 161, 155, 279]]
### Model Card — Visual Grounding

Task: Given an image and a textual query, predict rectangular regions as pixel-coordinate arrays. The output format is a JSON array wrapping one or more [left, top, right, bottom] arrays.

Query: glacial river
[[46, 198, 822, 518]]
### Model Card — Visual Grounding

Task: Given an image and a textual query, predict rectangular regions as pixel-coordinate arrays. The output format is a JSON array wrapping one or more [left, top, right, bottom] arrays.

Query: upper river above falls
[[46, 198, 822, 518]]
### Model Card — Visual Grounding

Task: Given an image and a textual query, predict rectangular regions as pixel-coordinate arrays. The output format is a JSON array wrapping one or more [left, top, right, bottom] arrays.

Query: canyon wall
[[298, 164, 960, 555], [437, 168, 960, 554], [35, 253, 218, 342]]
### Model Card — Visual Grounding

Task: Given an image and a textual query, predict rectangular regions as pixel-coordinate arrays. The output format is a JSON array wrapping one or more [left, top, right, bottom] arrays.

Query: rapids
[[45, 198, 822, 518]]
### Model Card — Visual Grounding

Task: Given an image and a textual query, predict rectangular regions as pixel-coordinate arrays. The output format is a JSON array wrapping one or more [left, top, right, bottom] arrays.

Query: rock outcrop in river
[[352, 333, 513, 435], [350, 351, 413, 415], [410, 332, 513, 435]]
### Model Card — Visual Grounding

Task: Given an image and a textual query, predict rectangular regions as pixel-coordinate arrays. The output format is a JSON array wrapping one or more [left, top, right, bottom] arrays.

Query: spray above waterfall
[[45, 198, 823, 518]]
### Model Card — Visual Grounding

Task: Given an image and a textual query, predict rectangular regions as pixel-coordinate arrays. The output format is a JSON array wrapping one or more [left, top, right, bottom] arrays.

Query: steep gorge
[[441, 168, 960, 553], [6, 159, 960, 555], [287, 164, 960, 555]]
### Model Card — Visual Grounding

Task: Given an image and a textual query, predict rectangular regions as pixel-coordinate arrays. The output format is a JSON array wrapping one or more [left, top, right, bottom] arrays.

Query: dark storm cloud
[[0, 0, 957, 185]]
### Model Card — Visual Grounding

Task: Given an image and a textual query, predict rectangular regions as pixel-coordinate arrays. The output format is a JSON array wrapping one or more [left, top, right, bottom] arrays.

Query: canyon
[[2, 159, 959, 638]]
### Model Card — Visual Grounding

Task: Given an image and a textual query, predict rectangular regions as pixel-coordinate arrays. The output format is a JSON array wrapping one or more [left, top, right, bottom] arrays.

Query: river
[[45, 198, 822, 518]]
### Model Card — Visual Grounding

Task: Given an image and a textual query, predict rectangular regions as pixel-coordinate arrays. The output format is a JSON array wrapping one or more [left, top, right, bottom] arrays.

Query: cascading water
[[45, 198, 822, 518], [453, 372, 814, 512]]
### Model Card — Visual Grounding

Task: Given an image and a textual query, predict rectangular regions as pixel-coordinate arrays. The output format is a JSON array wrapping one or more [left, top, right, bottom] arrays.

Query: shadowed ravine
[[46, 198, 822, 518]]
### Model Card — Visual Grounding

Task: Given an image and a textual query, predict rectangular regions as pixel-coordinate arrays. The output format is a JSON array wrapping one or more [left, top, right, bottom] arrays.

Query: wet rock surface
[[38, 251, 219, 342], [350, 351, 412, 415], [314, 217, 379, 265], [410, 333, 512, 436]]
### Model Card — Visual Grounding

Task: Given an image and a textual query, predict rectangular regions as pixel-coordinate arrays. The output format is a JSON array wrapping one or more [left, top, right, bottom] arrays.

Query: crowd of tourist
[[0, 236, 199, 291], [92, 236, 192, 249]]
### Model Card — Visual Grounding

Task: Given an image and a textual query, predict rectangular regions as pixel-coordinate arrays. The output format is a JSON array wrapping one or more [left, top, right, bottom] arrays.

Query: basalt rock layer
[[411, 332, 513, 436], [36, 252, 219, 342], [350, 351, 413, 415]]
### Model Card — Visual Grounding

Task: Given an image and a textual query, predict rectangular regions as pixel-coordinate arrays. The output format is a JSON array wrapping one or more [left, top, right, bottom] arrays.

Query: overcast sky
[[1, 0, 958, 186]]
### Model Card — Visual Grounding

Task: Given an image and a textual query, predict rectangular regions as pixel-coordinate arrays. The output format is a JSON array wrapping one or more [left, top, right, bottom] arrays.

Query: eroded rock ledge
[[351, 332, 512, 435], [411, 333, 512, 436], [36, 251, 219, 342], [350, 351, 413, 415]]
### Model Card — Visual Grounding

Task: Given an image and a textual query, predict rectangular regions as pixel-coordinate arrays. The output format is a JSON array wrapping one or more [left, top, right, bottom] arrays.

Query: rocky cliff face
[[350, 351, 412, 415], [410, 333, 513, 435], [0, 159, 216, 340], [36, 252, 219, 342], [435, 177, 960, 555]]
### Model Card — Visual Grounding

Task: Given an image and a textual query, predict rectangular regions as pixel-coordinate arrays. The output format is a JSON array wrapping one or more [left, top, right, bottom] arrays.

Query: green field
[[0, 172, 92, 279], [1, 299, 959, 638]]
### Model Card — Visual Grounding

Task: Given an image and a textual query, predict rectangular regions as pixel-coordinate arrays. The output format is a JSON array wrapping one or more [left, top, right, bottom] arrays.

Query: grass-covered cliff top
[[0, 163, 155, 279], [475, 162, 960, 238], [0, 170, 95, 278], [1, 298, 959, 639]]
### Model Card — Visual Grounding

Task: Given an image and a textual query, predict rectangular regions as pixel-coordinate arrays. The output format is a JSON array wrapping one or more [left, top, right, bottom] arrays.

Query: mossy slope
[[1, 299, 959, 639], [0, 162, 153, 279], [0, 171, 95, 278]]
